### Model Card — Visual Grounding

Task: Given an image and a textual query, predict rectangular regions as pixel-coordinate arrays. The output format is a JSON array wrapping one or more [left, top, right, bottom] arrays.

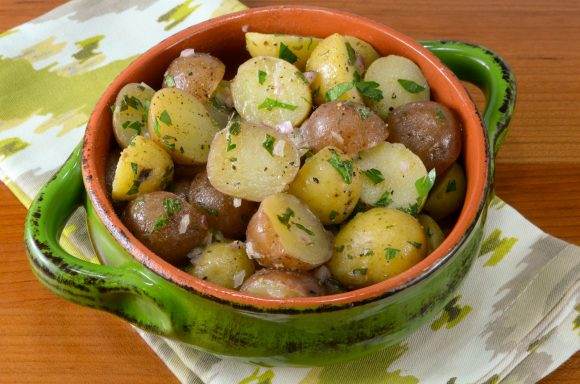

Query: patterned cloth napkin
[[0, 1, 578, 383]]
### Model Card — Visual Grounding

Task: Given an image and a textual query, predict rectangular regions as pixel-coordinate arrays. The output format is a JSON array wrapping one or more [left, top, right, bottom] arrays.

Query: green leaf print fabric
[[0, 1, 578, 383]]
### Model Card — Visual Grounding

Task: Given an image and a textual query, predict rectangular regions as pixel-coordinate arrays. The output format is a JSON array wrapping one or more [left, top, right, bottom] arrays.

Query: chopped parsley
[[400, 203, 420, 216], [408, 240, 422, 249], [262, 134, 276, 156], [159, 110, 172, 125], [435, 108, 446, 123], [328, 149, 354, 184], [162, 135, 177, 150], [329, 210, 338, 222], [446, 179, 457, 193], [362, 168, 384, 184], [258, 70, 267, 85], [127, 179, 141, 195], [130, 162, 139, 175], [374, 190, 393, 207], [352, 268, 367, 276], [153, 217, 169, 231], [356, 105, 372, 120], [164, 74, 175, 87], [121, 95, 144, 111], [345, 42, 356, 65], [294, 222, 314, 236], [295, 71, 309, 85], [325, 82, 354, 102], [384, 247, 399, 260], [226, 120, 240, 152], [360, 249, 374, 257], [415, 169, 437, 206], [258, 97, 298, 111], [277, 208, 295, 229], [163, 197, 182, 216], [355, 78, 383, 101], [335, 245, 345, 253], [279, 42, 298, 64], [153, 117, 161, 136], [398, 79, 426, 94]]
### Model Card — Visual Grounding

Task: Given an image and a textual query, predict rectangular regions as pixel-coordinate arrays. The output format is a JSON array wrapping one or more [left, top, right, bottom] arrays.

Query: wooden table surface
[[1, 0, 578, 382]]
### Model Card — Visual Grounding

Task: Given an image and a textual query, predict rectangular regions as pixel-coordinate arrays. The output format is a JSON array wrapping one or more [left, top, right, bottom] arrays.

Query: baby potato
[[364, 55, 430, 119], [345, 36, 380, 74], [162, 52, 225, 103], [298, 101, 388, 155], [387, 101, 462, 175], [357, 142, 434, 215], [112, 136, 174, 201], [112, 82, 155, 148], [206, 80, 235, 129], [289, 146, 362, 224], [189, 170, 258, 239], [306, 33, 362, 105], [245, 32, 321, 71], [148, 88, 219, 165], [206, 120, 300, 202], [240, 269, 325, 299], [190, 241, 255, 289], [245, 193, 333, 271], [231, 56, 312, 127], [328, 208, 428, 288], [123, 191, 208, 265], [418, 214, 445, 253], [424, 162, 466, 220]]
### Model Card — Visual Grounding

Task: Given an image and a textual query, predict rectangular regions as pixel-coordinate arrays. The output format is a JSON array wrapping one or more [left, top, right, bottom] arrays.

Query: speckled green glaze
[[24, 41, 516, 366]]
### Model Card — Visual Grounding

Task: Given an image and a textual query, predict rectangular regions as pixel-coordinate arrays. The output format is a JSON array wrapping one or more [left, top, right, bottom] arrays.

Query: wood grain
[[0, 0, 578, 383]]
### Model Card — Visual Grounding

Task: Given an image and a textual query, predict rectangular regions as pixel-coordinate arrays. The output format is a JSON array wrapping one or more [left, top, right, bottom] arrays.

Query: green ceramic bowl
[[24, 6, 516, 366]]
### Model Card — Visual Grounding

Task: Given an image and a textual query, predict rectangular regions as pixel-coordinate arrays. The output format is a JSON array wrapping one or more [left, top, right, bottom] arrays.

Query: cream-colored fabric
[[0, 1, 578, 383]]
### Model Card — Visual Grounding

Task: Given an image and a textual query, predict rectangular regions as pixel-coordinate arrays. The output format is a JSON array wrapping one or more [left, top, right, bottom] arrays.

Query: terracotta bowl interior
[[83, 6, 487, 309]]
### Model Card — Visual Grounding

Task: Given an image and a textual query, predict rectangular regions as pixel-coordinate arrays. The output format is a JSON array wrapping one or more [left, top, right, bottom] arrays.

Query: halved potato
[[147, 88, 219, 165], [206, 120, 300, 202], [112, 136, 174, 201], [112, 82, 155, 148], [231, 56, 312, 127], [245, 193, 333, 271], [306, 33, 362, 105], [357, 142, 434, 215], [424, 162, 466, 220], [245, 32, 321, 71], [364, 55, 430, 119]]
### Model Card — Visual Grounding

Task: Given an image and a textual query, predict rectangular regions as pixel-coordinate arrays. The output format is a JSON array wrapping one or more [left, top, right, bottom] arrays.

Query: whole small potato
[[388, 101, 462, 175], [289, 146, 362, 224], [189, 170, 258, 239], [245, 193, 333, 271], [124, 191, 208, 265], [424, 162, 466, 220], [299, 101, 388, 155], [162, 52, 225, 103], [328, 208, 427, 289], [240, 269, 325, 298], [418, 214, 445, 253], [190, 241, 255, 289]]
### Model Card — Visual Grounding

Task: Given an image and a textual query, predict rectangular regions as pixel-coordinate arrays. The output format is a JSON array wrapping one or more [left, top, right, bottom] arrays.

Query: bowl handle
[[422, 40, 517, 164], [24, 146, 190, 336]]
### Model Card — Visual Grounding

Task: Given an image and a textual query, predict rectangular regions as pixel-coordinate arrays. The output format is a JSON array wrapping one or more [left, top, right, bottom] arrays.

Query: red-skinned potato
[[240, 269, 326, 298]]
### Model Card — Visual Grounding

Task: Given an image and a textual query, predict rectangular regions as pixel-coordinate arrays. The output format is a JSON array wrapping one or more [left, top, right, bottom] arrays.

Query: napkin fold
[[0, 1, 578, 383]]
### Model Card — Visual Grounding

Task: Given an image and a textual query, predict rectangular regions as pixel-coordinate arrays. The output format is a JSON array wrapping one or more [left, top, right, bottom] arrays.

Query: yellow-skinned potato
[[240, 269, 325, 298], [424, 162, 466, 220], [206, 120, 300, 202], [306, 33, 362, 105], [357, 142, 434, 215], [148, 88, 218, 165], [112, 82, 155, 148], [345, 36, 380, 74], [190, 241, 255, 289], [289, 146, 362, 224], [418, 214, 445, 253], [231, 56, 312, 127], [112, 136, 174, 201], [364, 55, 430, 119], [245, 32, 321, 71], [245, 193, 333, 271], [328, 208, 427, 288]]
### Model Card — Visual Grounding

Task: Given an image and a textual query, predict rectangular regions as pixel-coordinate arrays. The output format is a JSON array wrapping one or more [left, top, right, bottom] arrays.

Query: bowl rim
[[82, 5, 490, 311]]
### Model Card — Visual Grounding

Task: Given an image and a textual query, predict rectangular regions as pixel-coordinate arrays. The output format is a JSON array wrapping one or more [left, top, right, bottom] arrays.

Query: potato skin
[[162, 53, 225, 103], [191, 241, 255, 289], [123, 191, 208, 265], [189, 170, 258, 239], [240, 269, 325, 298], [424, 162, 466, 220], [387, 101, 462, 175], [289, 146, 362, 224], [245, 32, 321, 71], [328, 208, 427, 289], [299, 101, 388, 155]]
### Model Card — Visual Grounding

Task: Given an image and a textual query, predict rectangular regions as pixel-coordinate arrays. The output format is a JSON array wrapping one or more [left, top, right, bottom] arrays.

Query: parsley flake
[[277, 208, 295, 229], [279, 43, 298, 64], [295, 71, 309, 85], [258, 98, 298, 111], [159, 110, 172, 125], [374, 190, 393, 207], [329, 210, 338, 222], [352, 268, 367, 276], [345, 42, 356, 65], [398, 79, 426, 94], [328, 149, 354, 184], [293, 222, 314, 236], [258, 70, 267, 85], [262, 134, 276, 156], [163, 197, 182, 216], [446, 179, 457, 193], [325, 82, 354, 102], [356, 105, 373, 120], [415, 169, 436, 206], [355, 79, 383, 101], [153, 217, 169, 231], [384, 247, 399, 260], [130, 162, 139, 175], [164, 74, 176, 87], [363, 168, 385, 185]]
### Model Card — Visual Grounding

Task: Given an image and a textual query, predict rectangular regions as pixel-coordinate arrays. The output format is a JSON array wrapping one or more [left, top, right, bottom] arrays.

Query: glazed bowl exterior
[[25, 6, 516, 366]]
